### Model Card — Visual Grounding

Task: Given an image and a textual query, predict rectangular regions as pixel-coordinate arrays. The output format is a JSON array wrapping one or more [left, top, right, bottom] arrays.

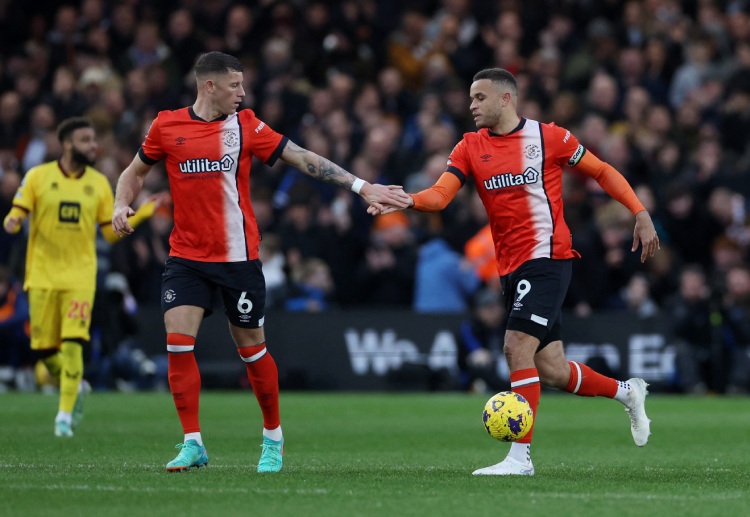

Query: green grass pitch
[[1, 391, 748, 516]]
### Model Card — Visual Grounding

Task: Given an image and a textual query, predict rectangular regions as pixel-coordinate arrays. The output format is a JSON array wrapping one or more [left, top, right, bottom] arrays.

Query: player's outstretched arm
[[368, 172, 462, 216], [279, 140, 412, 212], [113, 155, 153, 237]]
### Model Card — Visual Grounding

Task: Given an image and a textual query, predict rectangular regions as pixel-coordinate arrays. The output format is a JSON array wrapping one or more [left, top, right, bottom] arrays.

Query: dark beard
[[71, 147, 96, 167]]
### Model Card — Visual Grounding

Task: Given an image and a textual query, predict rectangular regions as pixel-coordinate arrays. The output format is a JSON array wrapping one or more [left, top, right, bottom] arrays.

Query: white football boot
[[624, 378, 651, 446], [472, 456, 534, 476]]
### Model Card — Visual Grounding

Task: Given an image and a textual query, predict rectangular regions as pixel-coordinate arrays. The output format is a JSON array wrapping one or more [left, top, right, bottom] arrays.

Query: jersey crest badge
[[223, 130, 239, 148], [524, 144, 541, 160]]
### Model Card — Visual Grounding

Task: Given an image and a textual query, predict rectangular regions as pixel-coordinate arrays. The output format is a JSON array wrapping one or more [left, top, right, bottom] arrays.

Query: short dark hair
[[472, 68, 518, 94], [194, 52, 243, 78], [56, 117, 93, 144]]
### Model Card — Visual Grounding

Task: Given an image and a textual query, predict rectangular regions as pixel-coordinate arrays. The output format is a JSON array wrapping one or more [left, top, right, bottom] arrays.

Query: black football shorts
[[501, 258, 572, 350], [161, 256, 266, 328]]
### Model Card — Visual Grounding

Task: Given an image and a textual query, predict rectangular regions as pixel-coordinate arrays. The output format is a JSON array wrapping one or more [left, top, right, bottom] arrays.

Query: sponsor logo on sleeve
[[567, 144, 585, 166]]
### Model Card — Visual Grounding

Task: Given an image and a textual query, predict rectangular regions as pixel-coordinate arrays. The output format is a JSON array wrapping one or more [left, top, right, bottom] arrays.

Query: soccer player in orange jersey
[[112, 52, 411, 473], [371, 68, 660, 476]]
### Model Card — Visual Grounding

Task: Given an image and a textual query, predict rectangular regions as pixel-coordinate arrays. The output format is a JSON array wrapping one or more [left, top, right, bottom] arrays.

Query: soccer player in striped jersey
[[112, 52, 411, 473], [371, 68, 660, 476], [3, 117, 160, 438]]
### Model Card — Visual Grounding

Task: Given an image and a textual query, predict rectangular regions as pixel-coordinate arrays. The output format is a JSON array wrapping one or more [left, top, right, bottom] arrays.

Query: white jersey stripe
[[522, 120, 554, 259], [221, 114, 247, 261]]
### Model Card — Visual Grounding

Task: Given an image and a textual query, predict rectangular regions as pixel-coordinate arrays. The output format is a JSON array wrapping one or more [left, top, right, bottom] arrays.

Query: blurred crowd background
[[1, 0, 750, 394]]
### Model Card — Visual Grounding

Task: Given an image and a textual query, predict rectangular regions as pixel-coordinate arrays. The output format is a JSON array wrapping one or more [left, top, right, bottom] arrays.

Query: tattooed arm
[[279, 140, 411, 211]]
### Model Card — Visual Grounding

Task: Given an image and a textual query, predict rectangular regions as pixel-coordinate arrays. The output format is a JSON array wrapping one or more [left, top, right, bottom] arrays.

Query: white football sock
[[263, 425, 283, 442], [508, 442, 531, 464], [184, 432, 203, 445], [55, 410, 72, 425]]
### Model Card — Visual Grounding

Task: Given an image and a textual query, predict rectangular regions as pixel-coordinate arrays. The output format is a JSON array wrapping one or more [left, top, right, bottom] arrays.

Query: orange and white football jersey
[[139, 107, 287, 262], [446, 118, 584, 276]]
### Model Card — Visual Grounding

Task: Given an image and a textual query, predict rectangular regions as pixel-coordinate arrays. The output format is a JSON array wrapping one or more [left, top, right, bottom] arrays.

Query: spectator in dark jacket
[[457, 288, 507, 393]]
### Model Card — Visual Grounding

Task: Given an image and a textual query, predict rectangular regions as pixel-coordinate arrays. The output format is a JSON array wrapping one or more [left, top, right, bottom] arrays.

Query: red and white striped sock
[[238, 341, 281, 431], [510, 368, 540, 445], [167, 333, 201, 435], [564, 361, 618, 398]]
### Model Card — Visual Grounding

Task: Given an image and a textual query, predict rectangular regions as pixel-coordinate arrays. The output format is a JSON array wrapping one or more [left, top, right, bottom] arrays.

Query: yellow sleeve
[[12, 168, 37, 213], [3, 206, 28, 234], [100, 200, 156, 243]]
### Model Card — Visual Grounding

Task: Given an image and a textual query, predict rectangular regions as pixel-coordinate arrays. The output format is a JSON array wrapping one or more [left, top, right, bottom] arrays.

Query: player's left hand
[[632, 211, 660, 263], [360, 184, 412, 214]]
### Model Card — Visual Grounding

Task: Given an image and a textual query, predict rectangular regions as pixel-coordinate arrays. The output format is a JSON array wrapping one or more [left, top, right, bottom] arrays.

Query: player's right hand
[[112, 205, 136, 236], [360, 183, 412, 214], [367, 194, 414, 216]]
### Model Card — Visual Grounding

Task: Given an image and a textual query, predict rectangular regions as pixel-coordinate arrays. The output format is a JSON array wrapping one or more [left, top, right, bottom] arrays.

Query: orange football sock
[[510, 368, 540, 444], [238, 342, 280, 430], [167, 333, 201, 434], [564, 361, 618, 398]]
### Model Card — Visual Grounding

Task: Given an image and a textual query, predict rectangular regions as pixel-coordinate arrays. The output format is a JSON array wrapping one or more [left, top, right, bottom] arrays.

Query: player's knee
[[231, 325, 265, 347], [61, 339, 85, 358], [503, 335, 537, 364]]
